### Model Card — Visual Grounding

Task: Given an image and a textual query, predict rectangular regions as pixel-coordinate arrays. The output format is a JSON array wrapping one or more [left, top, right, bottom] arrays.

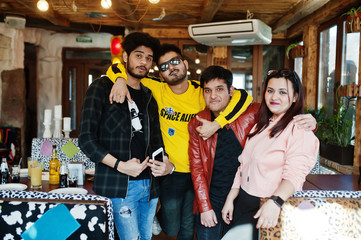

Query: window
[[341, 23, 360, 145], [294, 58, 303, 81], [341, 26, 359, 85], [262, 45, 285, 80], [317, 25, 337, 116], [231, 46, 253, 95], [294, 41, 303, 81]]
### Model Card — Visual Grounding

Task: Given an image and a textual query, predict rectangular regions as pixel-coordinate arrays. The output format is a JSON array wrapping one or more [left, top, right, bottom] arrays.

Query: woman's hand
[[254, 199, 281, 229], [221, 199, 234, 225]]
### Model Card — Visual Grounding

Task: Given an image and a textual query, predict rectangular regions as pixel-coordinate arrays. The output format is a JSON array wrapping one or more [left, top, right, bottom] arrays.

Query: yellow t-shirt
[[107, 64, 253, 172]]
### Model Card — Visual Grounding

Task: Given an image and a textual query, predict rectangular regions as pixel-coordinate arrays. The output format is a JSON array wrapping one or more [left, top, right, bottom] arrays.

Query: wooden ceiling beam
[[271, 0, 329, 33], [112, 0, 139, 30], [287, 0, 361, 38], [142, 28, 190, 39], [200, 0, 224, 23], [15, 0, 69, 27]]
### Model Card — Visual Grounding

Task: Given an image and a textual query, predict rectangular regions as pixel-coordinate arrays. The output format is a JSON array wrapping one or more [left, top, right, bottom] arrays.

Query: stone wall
[[0, 23, 113, 158], [0, 23, 112, 134]]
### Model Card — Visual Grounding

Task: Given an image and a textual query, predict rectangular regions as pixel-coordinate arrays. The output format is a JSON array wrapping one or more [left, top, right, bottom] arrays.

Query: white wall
[[0, 23, 113, 136]]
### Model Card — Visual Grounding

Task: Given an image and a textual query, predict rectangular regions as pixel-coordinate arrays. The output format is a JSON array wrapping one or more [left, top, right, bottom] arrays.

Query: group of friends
[[78, 32, 319, 240]]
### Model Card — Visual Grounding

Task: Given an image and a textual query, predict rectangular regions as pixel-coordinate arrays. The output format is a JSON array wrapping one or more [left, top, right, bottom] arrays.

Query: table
[[304, 174, 361, 191], [0, 174, 114, 240]]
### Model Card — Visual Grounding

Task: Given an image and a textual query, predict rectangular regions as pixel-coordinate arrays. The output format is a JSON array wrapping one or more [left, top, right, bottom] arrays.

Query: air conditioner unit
[[4, 15, 26, 29], [188, 19, 272, 46]]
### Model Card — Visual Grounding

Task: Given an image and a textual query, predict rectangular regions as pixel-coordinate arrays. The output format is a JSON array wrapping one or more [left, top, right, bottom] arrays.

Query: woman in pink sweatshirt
[[221, 69, 319, 240]]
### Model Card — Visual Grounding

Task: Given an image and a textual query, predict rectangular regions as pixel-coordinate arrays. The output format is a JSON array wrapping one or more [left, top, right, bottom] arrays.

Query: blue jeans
[[111, 179, 158, 240], [196, 197, 228, 240], [159, 172, 195, 240]]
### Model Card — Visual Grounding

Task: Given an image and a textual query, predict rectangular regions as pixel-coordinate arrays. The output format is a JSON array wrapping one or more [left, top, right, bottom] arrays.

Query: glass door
[[62, 49, 111, 137]]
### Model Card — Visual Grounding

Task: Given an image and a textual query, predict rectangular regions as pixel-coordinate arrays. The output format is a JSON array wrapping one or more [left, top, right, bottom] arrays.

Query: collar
[[269, 113, 285, 122]]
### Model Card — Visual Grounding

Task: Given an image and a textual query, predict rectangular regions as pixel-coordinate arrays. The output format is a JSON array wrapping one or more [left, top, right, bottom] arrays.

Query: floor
[[152, 231, 177, 240]]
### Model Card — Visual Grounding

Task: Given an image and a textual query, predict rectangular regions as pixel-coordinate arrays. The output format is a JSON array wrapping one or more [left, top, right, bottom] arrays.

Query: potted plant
[[286, 41, 305, 59], [342, 6, 361, 33], [306, 94, 356, 165]]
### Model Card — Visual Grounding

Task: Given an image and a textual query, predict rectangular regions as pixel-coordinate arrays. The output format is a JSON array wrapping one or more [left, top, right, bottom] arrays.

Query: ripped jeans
[[111, 179, 158, 240]]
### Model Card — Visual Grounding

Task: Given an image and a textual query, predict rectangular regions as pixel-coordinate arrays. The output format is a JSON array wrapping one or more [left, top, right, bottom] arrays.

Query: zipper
[[145, 92, 152, 202], [124, 100, 134, 198]]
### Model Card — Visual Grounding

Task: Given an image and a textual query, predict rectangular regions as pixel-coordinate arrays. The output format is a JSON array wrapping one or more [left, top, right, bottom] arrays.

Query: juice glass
[[27, 157, 37, 179], [30, 161, 42, 189]]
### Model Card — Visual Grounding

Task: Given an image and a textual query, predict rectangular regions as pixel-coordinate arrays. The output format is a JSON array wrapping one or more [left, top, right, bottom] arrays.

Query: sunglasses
[[266, 69, 300, 90], [159, 56, 183, 72], [267, 69, 298, 80]]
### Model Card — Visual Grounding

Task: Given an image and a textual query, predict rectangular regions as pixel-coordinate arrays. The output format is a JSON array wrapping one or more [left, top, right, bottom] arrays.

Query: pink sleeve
[[282, 126, 319, 191], [231, 155, 243, 189]]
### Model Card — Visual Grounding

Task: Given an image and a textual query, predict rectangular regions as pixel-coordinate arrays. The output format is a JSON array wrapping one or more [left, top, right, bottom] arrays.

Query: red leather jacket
[[188, 103, 259, 214]]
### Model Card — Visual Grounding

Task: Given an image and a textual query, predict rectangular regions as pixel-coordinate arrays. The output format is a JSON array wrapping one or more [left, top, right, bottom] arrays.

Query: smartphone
[[152, 147, 164, 162]]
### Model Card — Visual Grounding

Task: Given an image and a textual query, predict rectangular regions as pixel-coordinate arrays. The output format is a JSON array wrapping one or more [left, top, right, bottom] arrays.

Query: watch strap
[[114, 159, 121, 170], [270, 195, 284, 208]]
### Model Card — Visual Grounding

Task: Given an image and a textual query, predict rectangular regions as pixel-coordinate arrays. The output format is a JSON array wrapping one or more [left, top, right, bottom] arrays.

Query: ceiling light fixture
[[101, 0, 112, 9], [195, 57, 200, 64], [149, 0, 160, 4], [37, 0, 49, 12]]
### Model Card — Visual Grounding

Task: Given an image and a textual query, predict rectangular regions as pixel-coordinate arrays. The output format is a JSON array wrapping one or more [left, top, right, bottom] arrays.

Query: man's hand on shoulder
[[195, 116, 221, 140], [117, 157, 148, 177], [109, 77, 132, 104], [293, 113, 317, 131], [148, 155, 173, 177]]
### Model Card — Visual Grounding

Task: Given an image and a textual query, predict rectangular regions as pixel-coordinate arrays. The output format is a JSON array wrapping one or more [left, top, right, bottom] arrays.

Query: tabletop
[[18, 174, 95, 194], [305, 174, 361, 191]]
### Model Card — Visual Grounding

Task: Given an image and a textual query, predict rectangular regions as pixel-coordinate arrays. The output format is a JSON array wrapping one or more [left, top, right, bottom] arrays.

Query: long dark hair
[[248, 69, 304, 138]]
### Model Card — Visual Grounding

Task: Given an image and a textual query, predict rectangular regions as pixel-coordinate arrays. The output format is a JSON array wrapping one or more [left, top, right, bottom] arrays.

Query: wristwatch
[[270, 195, 285, 208]]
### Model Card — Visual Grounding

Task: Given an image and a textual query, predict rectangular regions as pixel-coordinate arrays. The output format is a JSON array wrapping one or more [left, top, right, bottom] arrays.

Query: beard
[[127, 64, 149, 79], [163, 63, 188, 86]]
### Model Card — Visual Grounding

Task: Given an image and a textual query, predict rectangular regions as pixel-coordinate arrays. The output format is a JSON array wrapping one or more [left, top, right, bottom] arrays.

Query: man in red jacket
[[188, 65, 259, 240], [188, 66, 315, 240]]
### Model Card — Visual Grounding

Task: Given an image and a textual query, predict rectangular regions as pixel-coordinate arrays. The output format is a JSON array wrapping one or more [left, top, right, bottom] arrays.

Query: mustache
[[169, 69, 178, 75], [137, 65, 147, 70]]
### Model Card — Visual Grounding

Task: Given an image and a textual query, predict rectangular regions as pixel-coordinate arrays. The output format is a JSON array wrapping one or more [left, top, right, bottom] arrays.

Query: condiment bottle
[[49, 144, 60, 185], [59, 162, 68, 188], [1, 158, 9, 184]]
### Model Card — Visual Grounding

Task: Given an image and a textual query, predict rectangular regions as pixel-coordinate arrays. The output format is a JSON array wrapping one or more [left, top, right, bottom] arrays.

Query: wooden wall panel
[[302, 25, 318, 108]]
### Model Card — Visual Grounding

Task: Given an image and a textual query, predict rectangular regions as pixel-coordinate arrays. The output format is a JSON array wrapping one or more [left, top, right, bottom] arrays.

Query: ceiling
[[0, 0, 359, 37]]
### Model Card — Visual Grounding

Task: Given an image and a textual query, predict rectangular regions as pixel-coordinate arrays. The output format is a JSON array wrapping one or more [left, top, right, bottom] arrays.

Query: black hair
[[156, 44, 183, 65], [122, 32, 160, 60], [200, 65, 233, 92]]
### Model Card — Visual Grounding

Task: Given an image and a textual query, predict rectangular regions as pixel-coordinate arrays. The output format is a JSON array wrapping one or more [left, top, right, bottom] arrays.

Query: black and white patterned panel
[[0, 190, 114, 240], [31, 138, 95, 170], [293, 190, 361, 198]]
